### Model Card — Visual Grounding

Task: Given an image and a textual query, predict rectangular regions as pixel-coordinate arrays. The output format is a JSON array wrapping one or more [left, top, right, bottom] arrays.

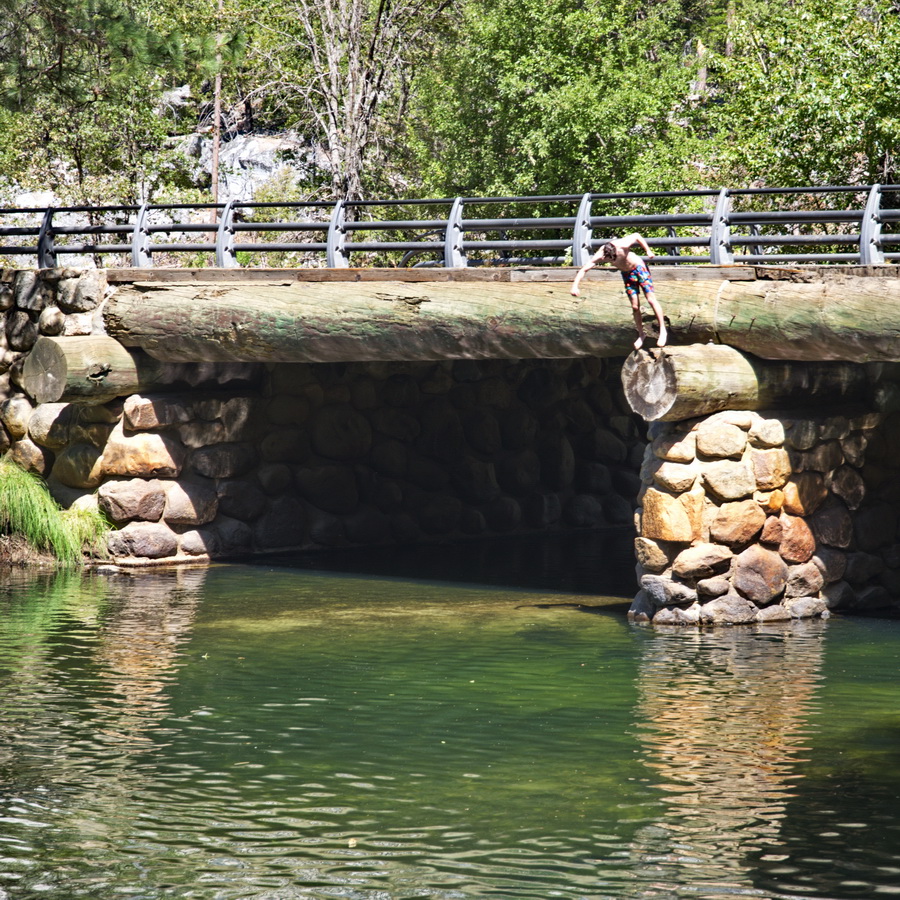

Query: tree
[[0, 0, 185, 110], [406, 0, 706, 198], [695, 0, 900, 186], [239, 0, 455, 201], [0, 0, 231, 204]]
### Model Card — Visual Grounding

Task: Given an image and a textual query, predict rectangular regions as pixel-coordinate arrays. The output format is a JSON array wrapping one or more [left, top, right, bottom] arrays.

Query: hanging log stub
[[622, 344, 870, 422], [19, 336, 260, 405], [20, 336, 177, 404]]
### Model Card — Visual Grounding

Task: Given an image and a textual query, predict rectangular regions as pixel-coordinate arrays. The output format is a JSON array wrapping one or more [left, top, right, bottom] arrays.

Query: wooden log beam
[[19, 336, 259, 404], [103, 278, 721, 363], [101, 269, 900, 365], [711, 275, 900, 362], [20, 336, 179, 404], [622, 344, 870, 422]]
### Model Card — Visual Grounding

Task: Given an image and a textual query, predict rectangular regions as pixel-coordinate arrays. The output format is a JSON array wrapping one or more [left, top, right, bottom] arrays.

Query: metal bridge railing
[[1, 185, 899, 270]]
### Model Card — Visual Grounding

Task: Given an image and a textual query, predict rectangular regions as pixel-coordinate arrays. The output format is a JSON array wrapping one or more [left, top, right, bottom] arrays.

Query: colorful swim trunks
[[621, 262, 654, 300]]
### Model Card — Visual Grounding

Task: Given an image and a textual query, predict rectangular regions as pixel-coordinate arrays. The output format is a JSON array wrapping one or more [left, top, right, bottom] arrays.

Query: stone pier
[[626, 351, 900, 624]]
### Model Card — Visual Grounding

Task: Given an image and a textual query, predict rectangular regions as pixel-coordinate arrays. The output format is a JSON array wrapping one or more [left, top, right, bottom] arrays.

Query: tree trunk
[[621, 344, 870, 422]]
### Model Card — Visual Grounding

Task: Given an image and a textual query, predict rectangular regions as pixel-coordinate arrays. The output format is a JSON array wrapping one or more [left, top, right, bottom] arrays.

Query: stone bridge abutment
[[0, 268, 647, 570]]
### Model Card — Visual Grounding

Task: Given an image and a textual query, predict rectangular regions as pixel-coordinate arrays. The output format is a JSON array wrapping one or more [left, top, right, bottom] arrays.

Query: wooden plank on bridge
[[105, 267, 516, 284], [104, 265, 758, 285]]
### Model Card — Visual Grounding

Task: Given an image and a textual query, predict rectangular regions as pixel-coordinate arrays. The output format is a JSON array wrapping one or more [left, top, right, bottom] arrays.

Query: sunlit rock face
[[172, 131, 322, 203], [632, 408, 900, 625]]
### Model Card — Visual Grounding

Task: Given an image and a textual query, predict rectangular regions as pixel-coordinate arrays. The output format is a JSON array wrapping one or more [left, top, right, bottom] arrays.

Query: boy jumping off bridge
[[569, 232, 667, 350]]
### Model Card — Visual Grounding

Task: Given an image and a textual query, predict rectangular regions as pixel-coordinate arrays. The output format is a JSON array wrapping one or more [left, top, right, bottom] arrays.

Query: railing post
[[748, 223, 762, 259], [444, 197, 466, 268], [215, 200, 238, 268], [131, 204, 153, 267], [37, 208, 56, 269], [327, 199, 350, 267], [571, 193, 593, 267], [710, 188, 733, 264], [666, 225, 680, 257], [860, 184, 884, 265]]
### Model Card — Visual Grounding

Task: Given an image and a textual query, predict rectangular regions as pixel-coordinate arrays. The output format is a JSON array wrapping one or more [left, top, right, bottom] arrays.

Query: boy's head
[[601, 241, 617, 261]]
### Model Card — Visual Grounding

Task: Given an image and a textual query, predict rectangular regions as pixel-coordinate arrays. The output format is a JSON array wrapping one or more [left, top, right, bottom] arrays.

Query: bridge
[[2, 185, 900, 626]]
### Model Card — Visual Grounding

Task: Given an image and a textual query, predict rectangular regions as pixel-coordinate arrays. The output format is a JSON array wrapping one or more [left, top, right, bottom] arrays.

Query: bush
[[0, 459, 109, 565]]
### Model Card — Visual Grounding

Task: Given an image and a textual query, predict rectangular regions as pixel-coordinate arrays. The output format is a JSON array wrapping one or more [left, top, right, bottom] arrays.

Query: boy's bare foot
[[633, 335, 644, 351], [657, 328, 667, 348]]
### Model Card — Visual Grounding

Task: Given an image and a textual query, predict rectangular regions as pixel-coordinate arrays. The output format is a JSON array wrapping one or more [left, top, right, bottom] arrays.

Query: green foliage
[[0, 0, 243, 109], [0, 458, 109, 565], [405, 0, 900, 197], [0, 0, 241, 204], [0, 89, 179, 204], [702, 0, 900, 186], [407, 0, 706, 197], [61, 505, 113, 562], [0, 0, 897, 207], [0, 0, 173, 109]]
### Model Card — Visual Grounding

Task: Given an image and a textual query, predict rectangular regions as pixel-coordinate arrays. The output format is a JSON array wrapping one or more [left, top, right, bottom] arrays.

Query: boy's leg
[[628, 289, 645, 350], [644, 289, 667, 347]]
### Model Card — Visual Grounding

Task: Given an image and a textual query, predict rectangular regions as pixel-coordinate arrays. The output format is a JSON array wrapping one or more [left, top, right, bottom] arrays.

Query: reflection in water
[[0, 568, 204, 882], [631, 622, 827, 899], [93, 569, 203, 746]]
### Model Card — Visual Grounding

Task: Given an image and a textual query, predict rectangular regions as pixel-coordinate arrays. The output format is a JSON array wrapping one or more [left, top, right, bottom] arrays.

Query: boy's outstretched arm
[[569, 249, 604, 296], [621, 232, 655, 258]]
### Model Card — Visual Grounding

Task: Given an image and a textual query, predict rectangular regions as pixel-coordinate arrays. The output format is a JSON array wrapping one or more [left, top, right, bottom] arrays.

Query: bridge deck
[[95, 264, 900, 366], [103, 264, 900, 285]]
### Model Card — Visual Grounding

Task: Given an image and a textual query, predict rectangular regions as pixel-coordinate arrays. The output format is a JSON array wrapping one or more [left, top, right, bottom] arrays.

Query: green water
[[0, 534, 898, 899]]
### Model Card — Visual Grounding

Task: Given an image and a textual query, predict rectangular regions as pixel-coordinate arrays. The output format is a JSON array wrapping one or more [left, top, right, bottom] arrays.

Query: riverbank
[[0, 535, 55, 566]]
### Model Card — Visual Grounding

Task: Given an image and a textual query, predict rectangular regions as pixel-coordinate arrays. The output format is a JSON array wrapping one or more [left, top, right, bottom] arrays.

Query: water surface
[[0, 534, 897, 899]]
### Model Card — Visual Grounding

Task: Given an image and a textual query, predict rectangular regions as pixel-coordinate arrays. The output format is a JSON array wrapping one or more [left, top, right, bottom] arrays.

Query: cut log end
[[21, 335, 148, 405], [622, 344, 763, 421], [21, 336, 67, 403], [622, 349, 679, 421], [622, 344, 764, 422]]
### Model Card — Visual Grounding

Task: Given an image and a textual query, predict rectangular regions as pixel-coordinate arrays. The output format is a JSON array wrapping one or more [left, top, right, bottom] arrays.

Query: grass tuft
[[0, 458, 110, 565]]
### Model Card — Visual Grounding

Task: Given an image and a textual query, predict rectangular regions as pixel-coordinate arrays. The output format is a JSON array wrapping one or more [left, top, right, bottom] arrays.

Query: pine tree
[[0, 0, 187, 110], [0, 0, 237, 204]]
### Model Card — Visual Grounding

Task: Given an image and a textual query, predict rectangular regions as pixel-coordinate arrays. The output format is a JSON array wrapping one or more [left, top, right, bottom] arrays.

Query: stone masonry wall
[[632, 408, 900, 625], [0, 263, 647, 563], [0, 269, 110, 405]]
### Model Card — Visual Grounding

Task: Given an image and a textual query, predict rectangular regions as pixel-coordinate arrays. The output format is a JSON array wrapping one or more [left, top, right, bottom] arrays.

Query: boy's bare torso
[[608, 242, 644, 272], [568, 230, 665, 349]]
